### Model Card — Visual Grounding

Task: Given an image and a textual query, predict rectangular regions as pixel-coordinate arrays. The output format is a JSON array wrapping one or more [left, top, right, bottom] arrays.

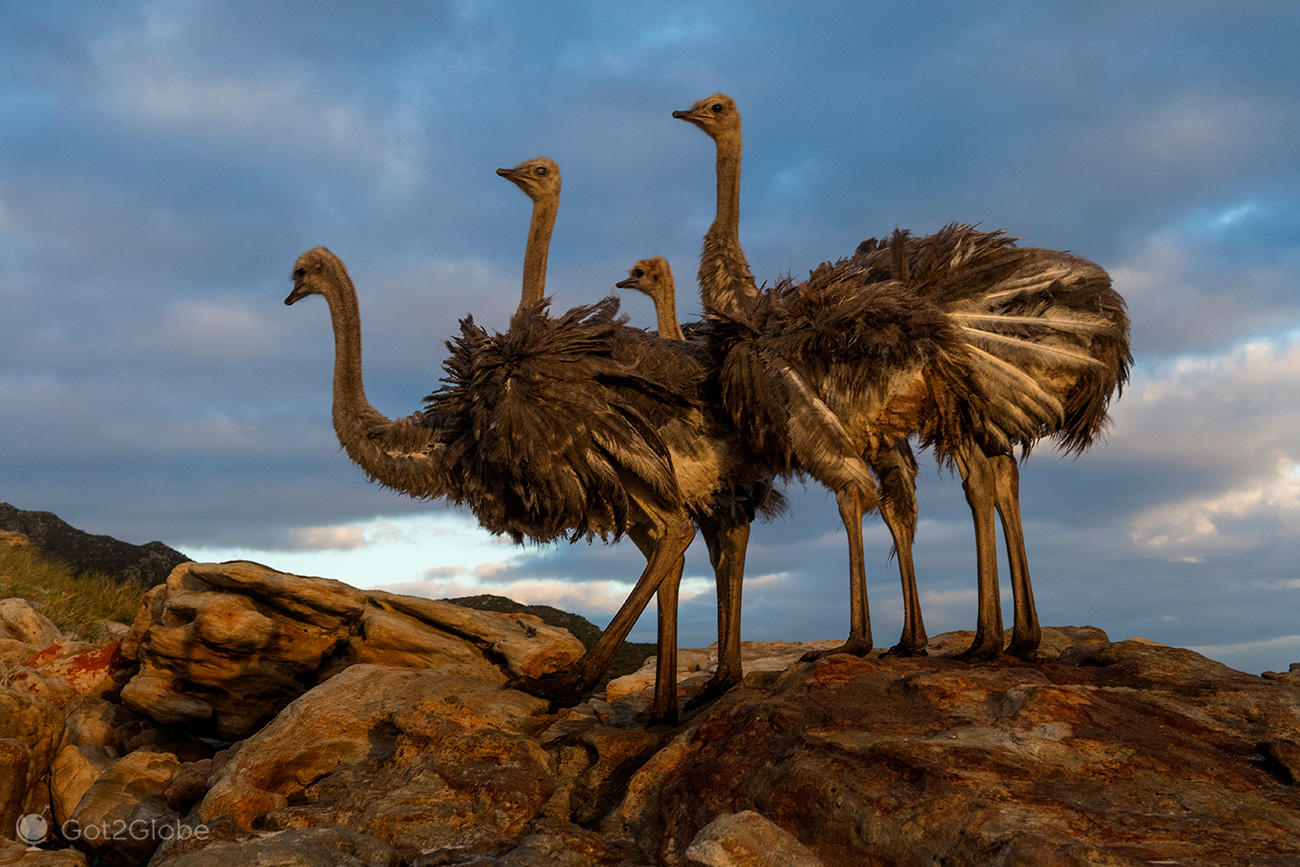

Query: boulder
[[150, 824, 398, 866], [684, 810, 823, 867], [121, 562, 584, 739], [0, 838, 88, 865], [49, 742, 118, 827], [199, 664, 553, 860], [67, 748, 182, 864], [612, 628, 1300, 864], [0, 684, 64, 832], [0, 598, 62, 647]]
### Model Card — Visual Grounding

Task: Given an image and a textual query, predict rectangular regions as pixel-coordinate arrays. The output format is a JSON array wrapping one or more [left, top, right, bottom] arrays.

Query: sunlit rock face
[[119, 560, 585, 739]]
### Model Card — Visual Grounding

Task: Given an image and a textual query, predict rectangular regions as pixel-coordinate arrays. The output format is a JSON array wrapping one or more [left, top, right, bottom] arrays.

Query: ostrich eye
[[631, 268, 644, 278], [292, 267, 306, 280], [534, 166, 548, 176], [710, 103, 723, 112]]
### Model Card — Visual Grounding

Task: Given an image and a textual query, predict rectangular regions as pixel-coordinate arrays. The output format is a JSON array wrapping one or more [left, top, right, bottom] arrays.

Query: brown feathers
[[427, 297, 704, 543]]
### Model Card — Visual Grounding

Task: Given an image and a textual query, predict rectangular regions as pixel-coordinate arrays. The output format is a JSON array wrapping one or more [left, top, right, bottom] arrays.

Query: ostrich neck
[[700, 134, 758, 316], [714, 144, 742, 243], [320, 269, 445, 497], [654, 284, 685, 341], [520, 195, 558, 309]]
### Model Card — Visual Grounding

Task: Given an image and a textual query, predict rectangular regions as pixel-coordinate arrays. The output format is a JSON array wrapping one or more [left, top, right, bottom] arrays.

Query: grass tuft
[[0, 544, 146, 642]]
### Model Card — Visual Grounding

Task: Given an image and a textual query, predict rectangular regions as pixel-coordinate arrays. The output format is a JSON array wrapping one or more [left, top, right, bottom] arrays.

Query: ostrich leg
[[992, 454, 1040, 658], [509, 514, 696, 707], [872, 444, 926, 656], [684, 517, 751, 712], [802, 487, 874, 661], [629, 528, 688, 726], [956, 447, 1004, 660]]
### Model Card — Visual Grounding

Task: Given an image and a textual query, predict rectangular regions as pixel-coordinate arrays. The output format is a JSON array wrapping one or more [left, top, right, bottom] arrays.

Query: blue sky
[[3, 1, 1297, 674]]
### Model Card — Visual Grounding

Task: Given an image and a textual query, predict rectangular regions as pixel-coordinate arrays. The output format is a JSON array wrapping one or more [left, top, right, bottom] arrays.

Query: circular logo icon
[[15, 812, 49, 846]]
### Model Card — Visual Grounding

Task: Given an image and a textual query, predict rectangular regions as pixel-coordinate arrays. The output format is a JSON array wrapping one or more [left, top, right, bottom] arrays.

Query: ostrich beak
[[614, 276, 637, 289], [497, 167, 524, 183], [672, 108, 702, 126], [285, 276, 310, 305]]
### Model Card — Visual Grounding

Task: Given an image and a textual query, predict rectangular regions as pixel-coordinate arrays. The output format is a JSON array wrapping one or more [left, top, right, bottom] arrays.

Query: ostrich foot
[[682, 673, 739, 713], [883, 638, 929, 658], [505, 666, 593, 708], [645, 704, 679, 728], [954, 634, 1003, 663], [1007, 638, 1040, 661], [800, 636, 873, 663]]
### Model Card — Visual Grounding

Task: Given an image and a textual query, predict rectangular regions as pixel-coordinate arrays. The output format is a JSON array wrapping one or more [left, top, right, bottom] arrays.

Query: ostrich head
[[285, 246, 340, 305], [496, 156, 561, 203], [672, 93, 740, 141], [615, 256, 673, 300]]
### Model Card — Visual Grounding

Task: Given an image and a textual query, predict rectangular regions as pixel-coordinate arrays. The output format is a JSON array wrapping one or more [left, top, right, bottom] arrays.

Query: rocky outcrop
[[4, 555, 1299, 865], [613, 629, 1300, 864], [119, 561, 586, 740], [0, 502, 188, 586]]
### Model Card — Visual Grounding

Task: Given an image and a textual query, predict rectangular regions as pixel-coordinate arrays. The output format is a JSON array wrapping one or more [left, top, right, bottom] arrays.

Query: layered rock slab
[[120, 561, 584, 739]]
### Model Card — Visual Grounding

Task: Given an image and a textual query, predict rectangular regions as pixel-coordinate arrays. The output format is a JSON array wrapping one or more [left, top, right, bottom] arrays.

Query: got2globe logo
[[16, 812, 49, 846]]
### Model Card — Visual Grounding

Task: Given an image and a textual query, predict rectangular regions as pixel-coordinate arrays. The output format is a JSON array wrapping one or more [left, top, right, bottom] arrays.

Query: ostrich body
[[675, 93, 920, 666]]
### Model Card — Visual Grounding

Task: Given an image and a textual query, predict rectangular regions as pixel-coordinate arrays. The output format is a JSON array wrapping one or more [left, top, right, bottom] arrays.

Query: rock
[[0, 838, 88, 865], [360, 590, 586, 680], [122, 562, 584, 739], [1, 638, 42, 670], [49, 742, 118, 826], [200, 664, 553, 860], [0, 598, 63, 647], [1, 738, 36, 837], [612, 627, 1300, 864], [163, 759, 213, 812], [684, 811, 823, 867], [0, 502, 188, 586], [67, 748, 182, 864], [0, 684, 65, 832], [150, 824, 399, 866], [59, 697, 136, 752]]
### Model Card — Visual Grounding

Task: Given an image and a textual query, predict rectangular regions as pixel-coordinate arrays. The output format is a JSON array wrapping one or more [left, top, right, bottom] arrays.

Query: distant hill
[[443, 593, 656, 681], [0, 502, 188, 586]]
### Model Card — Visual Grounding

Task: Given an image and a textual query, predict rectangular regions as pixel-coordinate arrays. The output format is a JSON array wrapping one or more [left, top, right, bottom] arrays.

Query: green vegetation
[[0, 544, 146, 641]]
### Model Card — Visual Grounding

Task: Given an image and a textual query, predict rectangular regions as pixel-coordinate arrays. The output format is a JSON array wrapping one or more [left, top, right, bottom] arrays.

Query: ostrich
[[615, 255, 785, 707], [616, 256, 683, 339], [675, 93, 925, 663], [844, 225, 1131, 658], [675, 93, 1130, 662], [492, 156, 785, 716], [286, 247, 732, 724]]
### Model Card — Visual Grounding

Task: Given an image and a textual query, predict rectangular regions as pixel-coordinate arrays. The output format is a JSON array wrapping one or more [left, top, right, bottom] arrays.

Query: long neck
[[699, 131, 758, 316], [320, 264, 445, 497], [653, 281, 685, 341], [520, 194, 558, 309]]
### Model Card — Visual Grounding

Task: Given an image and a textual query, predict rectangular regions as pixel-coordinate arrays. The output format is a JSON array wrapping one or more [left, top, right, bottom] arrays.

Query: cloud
[[284, 524, 370, 551]]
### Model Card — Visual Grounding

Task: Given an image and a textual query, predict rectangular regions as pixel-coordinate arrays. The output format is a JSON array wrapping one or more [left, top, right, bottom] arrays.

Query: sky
[[2, 1, 1297, 675]]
